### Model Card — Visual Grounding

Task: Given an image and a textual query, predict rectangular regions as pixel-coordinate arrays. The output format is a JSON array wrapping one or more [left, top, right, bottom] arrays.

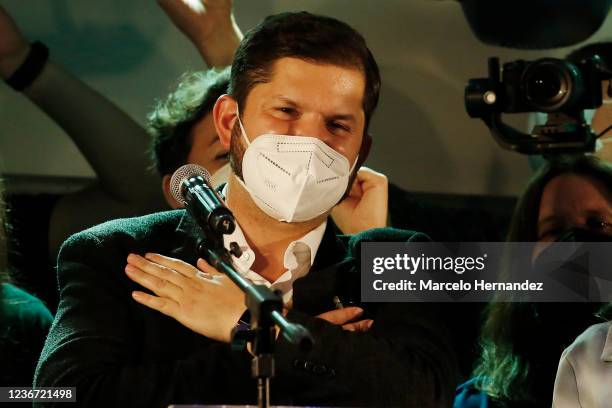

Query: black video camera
[[465, 56, 611, 154]]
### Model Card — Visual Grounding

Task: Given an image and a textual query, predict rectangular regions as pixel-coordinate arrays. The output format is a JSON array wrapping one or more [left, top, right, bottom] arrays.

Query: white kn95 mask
[[236, 112, 357, 222]]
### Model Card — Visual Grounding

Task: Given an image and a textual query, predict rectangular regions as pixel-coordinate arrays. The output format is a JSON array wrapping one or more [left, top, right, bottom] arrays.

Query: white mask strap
[[235, 105, 251, 147], [349, 154, 360, 174]]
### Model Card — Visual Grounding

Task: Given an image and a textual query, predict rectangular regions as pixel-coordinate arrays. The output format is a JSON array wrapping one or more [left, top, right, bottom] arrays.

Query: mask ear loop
[[235, 105, 251, 147]]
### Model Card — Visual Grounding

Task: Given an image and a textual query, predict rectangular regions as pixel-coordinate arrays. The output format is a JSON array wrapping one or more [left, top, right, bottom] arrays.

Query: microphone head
[[169, 164, 212, 204]]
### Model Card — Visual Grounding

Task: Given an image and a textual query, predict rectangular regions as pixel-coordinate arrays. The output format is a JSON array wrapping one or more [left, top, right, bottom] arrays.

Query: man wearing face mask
[[148, 67, 389, 235], [34, 11, 458, 408]]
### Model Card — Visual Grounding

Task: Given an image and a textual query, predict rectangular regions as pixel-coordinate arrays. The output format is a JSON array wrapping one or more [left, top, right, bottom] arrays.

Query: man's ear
[[162, 174, 182, 209], [213, 94, 238, 150]]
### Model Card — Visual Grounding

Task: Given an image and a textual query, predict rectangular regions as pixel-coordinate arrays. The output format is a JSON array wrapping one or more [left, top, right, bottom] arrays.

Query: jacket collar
[[291, 223, 354, 315]]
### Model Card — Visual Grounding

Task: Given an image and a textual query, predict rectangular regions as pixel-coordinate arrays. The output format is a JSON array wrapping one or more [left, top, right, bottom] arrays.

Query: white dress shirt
[[222, 219, 327, 305], [552, 322, 612, 408]]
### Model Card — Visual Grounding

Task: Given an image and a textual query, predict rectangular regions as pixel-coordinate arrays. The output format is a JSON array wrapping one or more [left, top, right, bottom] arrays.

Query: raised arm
[[0, 6, 166, 258]]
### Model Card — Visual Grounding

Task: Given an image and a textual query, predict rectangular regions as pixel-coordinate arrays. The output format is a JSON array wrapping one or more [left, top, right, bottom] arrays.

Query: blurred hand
[[317, 307, 374, 332], [0, 6, 31, 79], [331, 167, 389, 235], [592, 82, 612, 163], [125, 252, 246, 342], [157, 0, 242, 67]]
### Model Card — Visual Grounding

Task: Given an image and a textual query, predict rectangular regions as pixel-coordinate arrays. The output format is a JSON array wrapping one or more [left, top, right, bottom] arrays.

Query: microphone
[[170, 164, 236, 236]]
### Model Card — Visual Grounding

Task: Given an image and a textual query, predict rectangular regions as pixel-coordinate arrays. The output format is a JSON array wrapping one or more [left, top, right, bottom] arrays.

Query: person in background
[[0, 4, 167, 310], [566, 42, 612, 163], [0, 177, 53, 387], [455, 155, 612, 408], [552, 304, 612, 408]]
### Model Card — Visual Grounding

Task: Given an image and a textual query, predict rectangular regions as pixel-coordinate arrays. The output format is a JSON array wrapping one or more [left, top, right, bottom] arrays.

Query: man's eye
[[586, 216, 612, 231], [329, 121, 350, 132], [277, 107, 295, 115]]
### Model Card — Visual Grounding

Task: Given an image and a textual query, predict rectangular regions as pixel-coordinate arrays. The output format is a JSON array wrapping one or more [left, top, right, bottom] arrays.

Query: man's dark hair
[[229, 11, 381, 132], [148, 68, 230, 176]]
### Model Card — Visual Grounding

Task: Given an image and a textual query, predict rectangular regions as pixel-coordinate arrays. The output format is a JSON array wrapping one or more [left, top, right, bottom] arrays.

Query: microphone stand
[[195, 225, 313, 408]]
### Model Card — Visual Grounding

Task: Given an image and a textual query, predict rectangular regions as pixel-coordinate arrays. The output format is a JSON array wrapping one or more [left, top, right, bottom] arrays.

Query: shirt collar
[[219, 183, 326, 268], [221, 218, 327, 273]]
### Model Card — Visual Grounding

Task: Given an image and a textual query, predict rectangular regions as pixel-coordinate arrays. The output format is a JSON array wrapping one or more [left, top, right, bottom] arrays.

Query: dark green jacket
[[1, 283, 53, 387], [34, 210, 458, 407]]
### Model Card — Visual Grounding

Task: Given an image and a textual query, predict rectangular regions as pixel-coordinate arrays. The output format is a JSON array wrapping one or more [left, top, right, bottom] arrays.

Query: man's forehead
[[268, 57, 365, 85], [252, 57, 366, 111]]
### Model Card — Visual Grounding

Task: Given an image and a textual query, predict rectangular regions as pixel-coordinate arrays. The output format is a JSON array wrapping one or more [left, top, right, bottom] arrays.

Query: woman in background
[[455, 155, 612, 408]]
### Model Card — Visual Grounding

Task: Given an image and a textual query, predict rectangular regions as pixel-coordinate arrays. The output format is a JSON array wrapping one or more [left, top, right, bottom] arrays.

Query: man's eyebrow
[[583, 209, 612, 219], [272, 95, 299, 106], [271, 95, 357, 122], [328, 113, 357, 123]]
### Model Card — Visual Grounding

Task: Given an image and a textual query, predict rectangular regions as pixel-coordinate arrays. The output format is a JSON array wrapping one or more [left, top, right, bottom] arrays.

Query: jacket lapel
[[292, 223, 355, 315], [169, 211, 201, 265]]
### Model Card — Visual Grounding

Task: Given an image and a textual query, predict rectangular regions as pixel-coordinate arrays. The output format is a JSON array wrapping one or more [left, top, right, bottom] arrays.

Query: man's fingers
[[317, 307, 363, 325], [356, 166, 387, 181], [144, 253, 200, 278], [131, 291, 178, 318], [355, 167, 388, 191], [344, 175, 363, 199], [196, 258, 222, 275], [342, 319, 374, 332], [126, 254, 187, 290], [125, 262, 184, 300]]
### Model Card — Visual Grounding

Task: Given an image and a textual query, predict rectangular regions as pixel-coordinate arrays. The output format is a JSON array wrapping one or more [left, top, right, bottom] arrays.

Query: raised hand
[[331, 167, 389, 235], [0, 5, 31, 79], [157, 0, 242, 67]]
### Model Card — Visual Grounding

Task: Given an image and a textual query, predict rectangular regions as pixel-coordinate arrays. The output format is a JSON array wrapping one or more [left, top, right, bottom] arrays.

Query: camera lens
[[524, 63, 568, 110], [528, 68, 562, 101]]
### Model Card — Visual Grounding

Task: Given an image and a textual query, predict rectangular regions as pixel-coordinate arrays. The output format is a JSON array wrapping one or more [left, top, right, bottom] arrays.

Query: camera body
[[501, 58, 602, 113], [466, 56, 603, 117], [465, 56, 609, 154]]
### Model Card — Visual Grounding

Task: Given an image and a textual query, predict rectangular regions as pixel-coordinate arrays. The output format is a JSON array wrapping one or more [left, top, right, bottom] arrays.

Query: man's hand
[[125, 253, 246, 342], [0, 6, 31, 79], [317, 307, 374, 332], [331, 167, 389, 235], [157, 0, 242, 67]]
